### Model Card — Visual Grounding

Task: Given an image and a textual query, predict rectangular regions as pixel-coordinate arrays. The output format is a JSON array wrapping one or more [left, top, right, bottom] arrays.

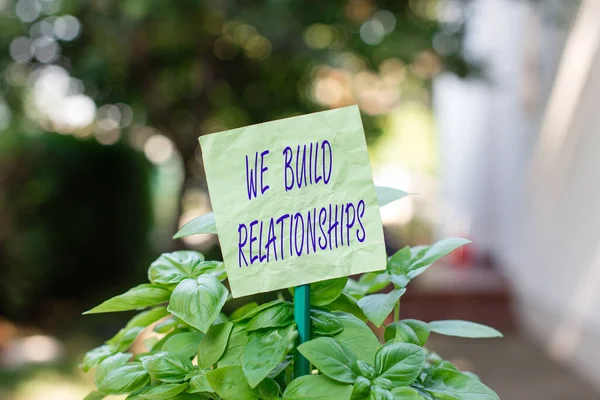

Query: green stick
[[294, 284, 311, 377]]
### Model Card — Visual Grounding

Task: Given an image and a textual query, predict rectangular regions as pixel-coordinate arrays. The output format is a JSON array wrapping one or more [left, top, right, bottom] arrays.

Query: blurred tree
[[0, 0, 474, 322], [0, 0, 472, 185]]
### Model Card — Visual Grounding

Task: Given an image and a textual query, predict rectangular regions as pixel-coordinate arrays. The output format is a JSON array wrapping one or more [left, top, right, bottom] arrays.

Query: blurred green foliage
[[0, 0, 472, 324], [0, 134, 153, 322]]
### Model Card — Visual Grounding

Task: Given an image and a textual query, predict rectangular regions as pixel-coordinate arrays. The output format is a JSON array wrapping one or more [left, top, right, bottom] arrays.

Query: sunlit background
[[1, 0, 598, 399]]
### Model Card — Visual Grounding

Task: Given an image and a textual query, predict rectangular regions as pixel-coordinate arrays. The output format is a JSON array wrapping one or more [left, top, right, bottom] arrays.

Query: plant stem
[[394, 300, 400, 322]]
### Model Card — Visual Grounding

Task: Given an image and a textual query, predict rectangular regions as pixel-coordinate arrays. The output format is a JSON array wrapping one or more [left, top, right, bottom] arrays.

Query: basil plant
[[81, 188, 502, 400]]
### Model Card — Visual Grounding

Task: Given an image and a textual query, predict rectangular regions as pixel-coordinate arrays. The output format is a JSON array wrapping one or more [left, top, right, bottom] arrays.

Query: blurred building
[[435, 0, 600, 391]]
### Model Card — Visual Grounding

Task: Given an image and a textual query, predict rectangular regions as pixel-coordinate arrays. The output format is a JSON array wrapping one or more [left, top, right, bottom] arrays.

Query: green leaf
[[98, 362, 150, 395], [283, 375, 353, 400], [357, 289, 405, 327], [233, 299, 284, 321], [374, 343, 425, 387], [139, 383, 188, 399], [84, 284, 171, 314], [344, 278, 366, 298], [247, 302, 294, 331], [107, 327, 145, 352], [375, 186, 411, 207], [81, 344, 116, 372], [370, 386, 394, 400], [197, 322, 234, 368], [409, 238, 470, 278], [206, 366, 257, 400], [252, 377, 281, 400], [167, 276, 229, 333], [268, 355, 292, 378], [423, 368, 500, 400], [124, 307, 170, 330], [387, 246, 411, 274], [148, 251, 206, 285], [358, 272, 391, 295], [242, 324, 297, 387], [384, 322, 420, 345], [173, 212, 217, 238], [352, 376, 372, 399], [328, 293, 367, 322], [390, 387, 427, 399], [357, 360, 376, 379], [332, 312, 380, 364], [218, 322, 249, 367], [310, 277, 348, 306], [187, 370, 215, 394], [372, 376, 393, 389], [230, 302, 259, 320], [213, 312, 229, 325], [311, 308, 343, 335], [141, 352, 194, 383], [154, 316, 181, 334], [298, 337, 359, 383], [400, 320, 430, 346], [83, 391, 105, 400], [95, 352, 131, 387], [162, 332, 204, 359], [428, 320, 503, 338]]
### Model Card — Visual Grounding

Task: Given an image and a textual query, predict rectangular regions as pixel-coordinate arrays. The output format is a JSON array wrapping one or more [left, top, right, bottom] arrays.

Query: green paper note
[[200, 105, 386, 297]]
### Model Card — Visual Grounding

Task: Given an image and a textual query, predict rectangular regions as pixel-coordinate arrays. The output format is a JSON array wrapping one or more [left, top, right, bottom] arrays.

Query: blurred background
[[0, 0, 598, 398]]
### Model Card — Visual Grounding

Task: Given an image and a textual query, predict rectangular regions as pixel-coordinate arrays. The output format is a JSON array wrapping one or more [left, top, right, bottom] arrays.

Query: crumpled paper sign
[[200, 105, 386, 298]]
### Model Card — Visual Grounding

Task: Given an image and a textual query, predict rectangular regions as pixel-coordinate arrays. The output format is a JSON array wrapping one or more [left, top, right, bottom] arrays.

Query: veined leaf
[[138, 382, 188, 399], [332, 312, 380, 364], [148, 251, 206, 285], [328, 293, 367, 322], [97, 362, 149, 395], [390, 386, 427, 399], [370, 386, 394, 400], [173, 212, 217, 238], [167, 276, 228, 333], [358, 272, 391, 295], [252, 377, 281, 400], [247, 302, 294, 331], [95, 352, 131, 387], [197, 322, 233, 368], [242, 324, 297, 387], [141, 352, 194, 383], [283, 375, 353, 400], [162, 331, 204, 359], [206, 366, 257, 400], [357, 288, 405, 327], [423, 367, 500, 400], [400, 320, 430, 346], [375, 343, 425, 387], [384, 322, 420, 346], [233, 299, 284, 322], [218, 323, 249, 367], [310, 308, 343, 335], [84, 284, 170, 314], [187, 370, 214, 394], [309, 277, 348, 306], [298, 337, 359, 384], [230, 302, 259, 320]]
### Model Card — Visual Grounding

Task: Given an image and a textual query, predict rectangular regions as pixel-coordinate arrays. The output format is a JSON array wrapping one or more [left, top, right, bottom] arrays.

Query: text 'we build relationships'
[[237, 141, 368, 268]]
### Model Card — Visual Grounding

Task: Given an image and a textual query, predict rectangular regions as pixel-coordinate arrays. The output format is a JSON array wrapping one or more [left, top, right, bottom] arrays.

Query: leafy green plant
[[81, 187, 502, 400]]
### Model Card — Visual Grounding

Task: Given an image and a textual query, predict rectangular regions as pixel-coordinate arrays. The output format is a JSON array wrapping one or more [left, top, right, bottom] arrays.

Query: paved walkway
[[428, 334, 599, 399]]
